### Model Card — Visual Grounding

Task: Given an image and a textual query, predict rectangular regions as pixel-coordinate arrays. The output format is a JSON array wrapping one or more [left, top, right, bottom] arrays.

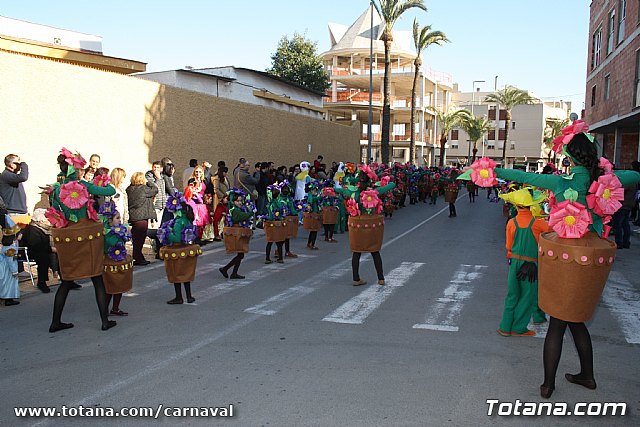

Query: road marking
[[322, 262, 424, 325], [413, 264, 487, 332], [244, 286, 316, 315], [601, 271, 640, 344], [528, 320, 548, 339]]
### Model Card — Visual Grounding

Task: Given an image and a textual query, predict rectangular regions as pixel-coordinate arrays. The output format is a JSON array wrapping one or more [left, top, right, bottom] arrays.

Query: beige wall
[[0, 51, 359, 213]]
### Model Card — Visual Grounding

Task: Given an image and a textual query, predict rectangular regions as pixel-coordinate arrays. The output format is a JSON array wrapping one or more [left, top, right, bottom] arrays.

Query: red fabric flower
[[470, 157, 497, 188], [92, 174, 111, 187], [345, 198, 361, 216], [59, 181, 89, 210], [86, 200, 99, 221], [586, 173, 624, 216], [44, 207, 68, 228], [551, 120, 589, 154], [548, 200, 592, 238]]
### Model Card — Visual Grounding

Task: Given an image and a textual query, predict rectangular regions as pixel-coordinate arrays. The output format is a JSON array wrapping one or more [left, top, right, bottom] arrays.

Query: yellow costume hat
[[499, 187, 546, 207]]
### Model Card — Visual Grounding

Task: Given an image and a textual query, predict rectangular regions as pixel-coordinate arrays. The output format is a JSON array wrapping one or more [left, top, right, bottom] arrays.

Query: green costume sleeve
[[103, 232, 120, 253], [614, 170, 640, 187], [334, 187, 352, 197], [495, 168, 562, 191], [167, 217, 189, 244], [375, 182, 396, 195], [82, 182, 116, 197], [230, 207, 253, 223]]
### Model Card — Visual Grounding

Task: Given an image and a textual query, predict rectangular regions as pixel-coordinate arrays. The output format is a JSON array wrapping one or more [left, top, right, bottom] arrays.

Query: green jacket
[[496, 166, 640, 235], [167, 212, 192, 244], [229, 206, 254, 224]]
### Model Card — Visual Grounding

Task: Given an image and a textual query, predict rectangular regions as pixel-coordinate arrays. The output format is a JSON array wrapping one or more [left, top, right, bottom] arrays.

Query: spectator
[[0, 154, 29, 214], [255, 162, 268, 215], [233, 159, 259, 201], [126, 172, 158, 266], [232, 158, 246, 188], [161, 157, 178, 202], [145, 161, 167, 227], [314, 155, 323, 171], [110, 167, 128, 224], [18, 208, 55, 293], [182, 158, 198, 189], [212, 167, 230, 241], [89, 154, 101, 170]]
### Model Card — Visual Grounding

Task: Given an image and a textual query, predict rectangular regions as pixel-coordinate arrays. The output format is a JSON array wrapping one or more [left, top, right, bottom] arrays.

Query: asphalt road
[[1, 195, 639, 426]]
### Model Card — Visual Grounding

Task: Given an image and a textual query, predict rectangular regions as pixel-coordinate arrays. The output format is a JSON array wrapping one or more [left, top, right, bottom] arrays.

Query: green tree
[[410, 18, 448, 165], [484, 86, 537, 166], [267, 33, 330, 93], [378, 0, 427, 165], [461, 114, 492, 163], [429, 107, 471, 167], [543, 118, 570, 162]]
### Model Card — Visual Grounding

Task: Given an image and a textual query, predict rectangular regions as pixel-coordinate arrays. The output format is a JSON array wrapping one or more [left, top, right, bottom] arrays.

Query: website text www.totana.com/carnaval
[[486, 399, 626, 416], [14, 404, 234, 419]]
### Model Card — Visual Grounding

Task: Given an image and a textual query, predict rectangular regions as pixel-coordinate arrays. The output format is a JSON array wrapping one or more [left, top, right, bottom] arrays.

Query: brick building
[[584, 0, 640, 168]]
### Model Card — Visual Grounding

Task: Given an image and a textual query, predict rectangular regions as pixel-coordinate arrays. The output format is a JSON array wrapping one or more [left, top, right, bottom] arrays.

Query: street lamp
[[368, 0, 382, 164]]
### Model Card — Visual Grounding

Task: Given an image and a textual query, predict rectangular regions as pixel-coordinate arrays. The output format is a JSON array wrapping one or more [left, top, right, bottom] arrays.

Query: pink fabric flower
[[379, 176, 391, 187], [44, 207, 68, 228], [59, 181, 89, 210], [360, 164, 377, 181], [60, 147, 74, 158], [470, 157, 498, 187], [586, 173, 624, 216], [548, 200, 592, 238], [360, 189, 381, 210], [602, 224, 612, 239], [86, 200, 99, 221], [346, 198, 360, 216], [93, 174, 111, 187], [598, 157, 613, 173], [551, 120, 589, 153], [322, 187, 336, 197]]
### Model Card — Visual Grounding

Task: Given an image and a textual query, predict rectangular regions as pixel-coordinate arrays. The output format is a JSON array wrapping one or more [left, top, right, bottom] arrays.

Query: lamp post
[[368, 1, 382, 164], [470, 80, 485, 164]]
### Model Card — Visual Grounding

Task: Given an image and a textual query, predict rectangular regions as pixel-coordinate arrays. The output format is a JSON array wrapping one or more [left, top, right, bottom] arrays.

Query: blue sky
[[2, 0, 589, 112]]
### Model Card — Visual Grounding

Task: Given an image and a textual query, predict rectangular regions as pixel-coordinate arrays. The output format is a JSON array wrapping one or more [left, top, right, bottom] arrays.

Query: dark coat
[[126, 182, 158, 222]]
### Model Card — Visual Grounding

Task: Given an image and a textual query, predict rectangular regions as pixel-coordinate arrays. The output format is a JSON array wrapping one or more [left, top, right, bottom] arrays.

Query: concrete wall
[[0, 51, 359, 213]]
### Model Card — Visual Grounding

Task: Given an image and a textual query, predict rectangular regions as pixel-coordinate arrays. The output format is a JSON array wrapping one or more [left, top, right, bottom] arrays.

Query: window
[[618, 0, 626, 43], [604, 74, 611, 100], [450, 142, 458, 149], [488, 129, 496, 140], [510, 141, 516, 150], [591, 85, 597, 107], [487, 143, 495, 150], [607, 9, 616, 54], [451, 129, 459, 140], [635, 50, 640, 107], [392, 123, 405, 136], [591, 26, 602, 69], [499, 120, 506, 129], [488, 107, 496, 120], [511, 121, 516, 130]]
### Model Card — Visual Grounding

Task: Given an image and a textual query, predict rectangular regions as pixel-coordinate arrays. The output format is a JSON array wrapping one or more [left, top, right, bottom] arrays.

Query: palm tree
[[378, 0, 427, 165], [429, 107, 471, 167], [484, 86, 537, 166], [543, 118, 570, 162], [461, 114, 493, 163], [410, 19, 448, 165]]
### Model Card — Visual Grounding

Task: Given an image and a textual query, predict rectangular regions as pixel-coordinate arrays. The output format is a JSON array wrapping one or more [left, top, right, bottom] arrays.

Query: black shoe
[[565, 373, 596, 390], [230, 273, 245, 279], [219, 268, 228, 278], [167, 298, 184, 305], [70, 282, 82, 290], [186, 297, 196, 303], [101, 320, 117, 331], [540, 385, 554, 399], [133, 260, 150, 266], [37, 283, 51, 293], [49, 322, 74, 333], [4, 299, 20, 306]]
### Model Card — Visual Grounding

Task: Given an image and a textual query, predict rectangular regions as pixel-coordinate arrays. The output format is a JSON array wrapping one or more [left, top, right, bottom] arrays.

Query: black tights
[[323, 224, 334, 240], [51, 276, 112, 329], [449, 203, 457, 216], [468, 192, 475, 202], [172, 282, 193, 300], [308, 231, 317, 246], [266, 241, 284, 260], [222, 253, 244, 275], [107, 293, 123, 311], [542, 316, 594, 388], [352, 251, 384, 281], [284, 238, 291, 253]]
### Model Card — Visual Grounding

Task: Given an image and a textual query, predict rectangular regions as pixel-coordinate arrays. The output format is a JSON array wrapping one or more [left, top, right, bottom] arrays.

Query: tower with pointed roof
[[320, 7, 454, 165]]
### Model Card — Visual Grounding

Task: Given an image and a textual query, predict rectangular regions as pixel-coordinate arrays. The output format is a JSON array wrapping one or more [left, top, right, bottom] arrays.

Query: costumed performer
[[0, 213, 20, 306], [219, 189, 255, 279]]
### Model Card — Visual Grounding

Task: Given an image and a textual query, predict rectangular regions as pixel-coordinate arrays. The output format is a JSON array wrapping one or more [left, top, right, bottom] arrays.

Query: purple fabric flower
[[99, 201, 118, 218], [108, 242, 127, 262], [110, 224, 129, 240], [181, 225, 197, 244], [166, 192, 186, 212]]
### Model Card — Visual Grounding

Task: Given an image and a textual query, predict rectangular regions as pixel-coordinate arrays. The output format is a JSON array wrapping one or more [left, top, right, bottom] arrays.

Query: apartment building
[[447, 89, 570, 171], [584, 0, 640, 167], [320, 7, 454, 165]]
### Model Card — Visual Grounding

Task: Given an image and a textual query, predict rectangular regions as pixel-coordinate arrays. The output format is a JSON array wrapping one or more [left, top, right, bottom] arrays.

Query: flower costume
[[497, 188, 550, 337], [158, 192, 202, 305], [467, 124, 640, 398], [220, 189, 255, 279]]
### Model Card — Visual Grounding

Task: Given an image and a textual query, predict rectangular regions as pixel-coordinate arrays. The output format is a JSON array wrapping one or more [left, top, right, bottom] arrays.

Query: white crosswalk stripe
[[322, 262, 424, 325], [413, 264, 487, 332]]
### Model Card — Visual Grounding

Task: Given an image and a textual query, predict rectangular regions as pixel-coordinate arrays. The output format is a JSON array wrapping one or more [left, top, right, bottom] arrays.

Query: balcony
[[324, 91, 424, 109]]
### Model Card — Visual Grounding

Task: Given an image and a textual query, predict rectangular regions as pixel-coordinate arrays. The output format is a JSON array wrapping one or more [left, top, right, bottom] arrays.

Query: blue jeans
[[612, 208, 631, 247]]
